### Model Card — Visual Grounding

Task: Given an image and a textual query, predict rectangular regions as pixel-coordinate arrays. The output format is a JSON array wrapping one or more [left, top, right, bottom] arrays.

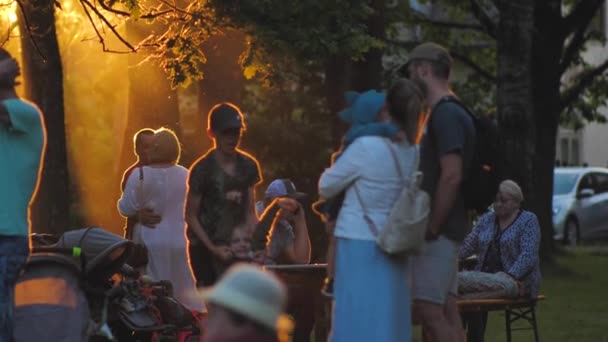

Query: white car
[[553, 167, 608, 245]]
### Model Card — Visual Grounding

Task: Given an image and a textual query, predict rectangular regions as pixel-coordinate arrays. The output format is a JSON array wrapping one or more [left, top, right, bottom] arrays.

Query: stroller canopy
[[56, 227, 133, 278]]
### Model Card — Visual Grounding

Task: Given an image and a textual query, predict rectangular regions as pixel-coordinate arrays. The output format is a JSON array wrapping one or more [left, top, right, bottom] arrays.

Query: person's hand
[[251, 250, 266, 264], [0, 58, 19, 85], [212, 245, 233, 262], [392, 130, 407, 142], [225, 190, 242, 203], [324, 220, 336, 235], [138, 208, 161, 228], [424, 228, 440, 241], [276, 198, 298, 212]]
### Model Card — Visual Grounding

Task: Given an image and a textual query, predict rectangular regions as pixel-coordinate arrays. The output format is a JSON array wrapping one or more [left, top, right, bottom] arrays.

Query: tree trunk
[[497, 0, 562, 259], [529, 0, 565, 259], [18, 0, 69, 235], [191, 30, 247, 165], [350, 0, 385, 91], [118, 21, 181, 181], [324, 54, 351, 147]]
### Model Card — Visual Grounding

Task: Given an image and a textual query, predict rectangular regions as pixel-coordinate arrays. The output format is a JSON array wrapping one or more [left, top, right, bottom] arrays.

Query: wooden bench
[[458, 295, 545, 342]]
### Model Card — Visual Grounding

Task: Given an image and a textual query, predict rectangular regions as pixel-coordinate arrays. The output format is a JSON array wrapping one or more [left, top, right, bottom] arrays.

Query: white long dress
[[118, 165, 204, 311]]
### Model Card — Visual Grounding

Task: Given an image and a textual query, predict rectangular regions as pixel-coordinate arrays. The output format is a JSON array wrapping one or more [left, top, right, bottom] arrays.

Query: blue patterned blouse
[[459, 210, 542, 298]]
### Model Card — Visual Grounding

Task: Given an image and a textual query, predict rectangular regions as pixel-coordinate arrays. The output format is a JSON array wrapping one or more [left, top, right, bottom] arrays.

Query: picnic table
[[458, 295, 545, 342], [264, 264, 330, 342]]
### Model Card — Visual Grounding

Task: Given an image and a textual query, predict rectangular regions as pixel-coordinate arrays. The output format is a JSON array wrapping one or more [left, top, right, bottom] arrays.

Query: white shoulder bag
[[353, 140, 430, 255]]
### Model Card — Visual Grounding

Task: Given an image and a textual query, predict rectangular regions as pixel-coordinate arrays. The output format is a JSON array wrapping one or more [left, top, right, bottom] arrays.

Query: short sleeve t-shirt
[[419, 100, 475, 242], [0, 99, 46, 236], [187, 149, 261, 244]]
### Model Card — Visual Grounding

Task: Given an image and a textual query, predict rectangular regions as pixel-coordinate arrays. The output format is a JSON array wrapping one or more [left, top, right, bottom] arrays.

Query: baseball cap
[[399, 42, 453, 75], [200, 263, 289, 331], [208, 102, 244, 133], [265, 179, 307, 200]]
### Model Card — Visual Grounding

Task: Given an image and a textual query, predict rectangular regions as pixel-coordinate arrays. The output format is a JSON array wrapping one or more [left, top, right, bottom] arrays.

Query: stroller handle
[[31, 246, 82, 257]]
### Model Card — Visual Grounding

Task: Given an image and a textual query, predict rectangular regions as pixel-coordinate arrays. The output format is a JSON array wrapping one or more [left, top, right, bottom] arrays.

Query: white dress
[[118, 165, 204, 311]]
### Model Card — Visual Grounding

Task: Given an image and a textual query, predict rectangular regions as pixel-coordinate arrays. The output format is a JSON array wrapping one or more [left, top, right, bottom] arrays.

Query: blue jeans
[[0, 235, 29, 342]]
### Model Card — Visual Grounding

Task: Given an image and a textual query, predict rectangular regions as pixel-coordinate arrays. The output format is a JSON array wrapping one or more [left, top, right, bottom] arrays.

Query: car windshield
[[554, 172, 579, 195]]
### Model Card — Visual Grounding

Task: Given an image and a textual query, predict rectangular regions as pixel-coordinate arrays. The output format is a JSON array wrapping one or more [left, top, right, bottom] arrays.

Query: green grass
[[483, 247, 608, 342]]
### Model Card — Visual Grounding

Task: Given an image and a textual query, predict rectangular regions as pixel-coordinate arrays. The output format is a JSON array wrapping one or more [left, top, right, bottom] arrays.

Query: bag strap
[[353, 184, 379, 237], [353, 139, 407, 238], [137, 166, 144, 222]]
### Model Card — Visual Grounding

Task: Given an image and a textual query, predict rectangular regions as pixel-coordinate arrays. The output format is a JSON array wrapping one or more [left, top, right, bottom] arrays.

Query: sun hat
[[338, 90, 386, 125], [201, 263, 288, 331]]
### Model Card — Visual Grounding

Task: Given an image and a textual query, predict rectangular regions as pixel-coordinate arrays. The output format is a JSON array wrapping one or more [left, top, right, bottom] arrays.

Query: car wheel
[[564, 217, 580, 246]]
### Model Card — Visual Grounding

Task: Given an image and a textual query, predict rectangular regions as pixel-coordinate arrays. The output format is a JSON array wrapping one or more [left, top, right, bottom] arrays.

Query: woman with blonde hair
[[119, 128, 203, 311], [458, 179, 541, 342]]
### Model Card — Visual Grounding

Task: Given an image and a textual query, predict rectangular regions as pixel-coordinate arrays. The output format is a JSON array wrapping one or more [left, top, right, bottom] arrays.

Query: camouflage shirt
[[187, 149, 261, 244]]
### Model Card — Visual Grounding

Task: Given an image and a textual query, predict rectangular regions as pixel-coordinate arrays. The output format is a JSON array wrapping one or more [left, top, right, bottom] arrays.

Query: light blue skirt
[[330, 238, 411, 342]]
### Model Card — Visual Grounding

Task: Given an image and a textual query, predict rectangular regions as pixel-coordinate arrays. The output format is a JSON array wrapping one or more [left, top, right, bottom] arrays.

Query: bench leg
[[531, 306, 540, 342], [505, 309, 512, 342]]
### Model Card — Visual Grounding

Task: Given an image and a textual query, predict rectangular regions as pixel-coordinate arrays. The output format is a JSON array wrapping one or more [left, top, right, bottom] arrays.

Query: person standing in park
[[0, 49, 46, 341], [185, 103, 262, 287], [403, 42, 474, 342]]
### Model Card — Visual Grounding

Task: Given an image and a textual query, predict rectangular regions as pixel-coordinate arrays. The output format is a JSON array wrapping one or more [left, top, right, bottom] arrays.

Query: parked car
[[553, 167, 608, 245]]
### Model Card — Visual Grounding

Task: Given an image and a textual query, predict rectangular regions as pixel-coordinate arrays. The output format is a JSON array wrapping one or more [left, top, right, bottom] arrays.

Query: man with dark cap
[[401, 42, 472, 342], [185, 102, 262, 287]]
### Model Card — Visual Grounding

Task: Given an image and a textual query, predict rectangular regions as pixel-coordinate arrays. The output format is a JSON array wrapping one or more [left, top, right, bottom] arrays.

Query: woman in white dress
[[119, 128, 204, 311]]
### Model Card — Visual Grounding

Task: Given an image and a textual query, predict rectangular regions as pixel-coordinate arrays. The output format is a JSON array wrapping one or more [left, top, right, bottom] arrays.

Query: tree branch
[[469, 0, 498, 38], [16, 0, 46, 61], [560, 30, 592, 75], [411, 10, 485, 32], [80, 0, 136, 52], [97, 0, 130, 17], [562, 0, 605, 37], [451, 50, 496, 82], [560, 58, 608, 111]]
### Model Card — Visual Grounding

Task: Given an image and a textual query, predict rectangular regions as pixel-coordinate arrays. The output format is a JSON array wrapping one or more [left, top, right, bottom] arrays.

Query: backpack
[[430, 96, 501, 214]]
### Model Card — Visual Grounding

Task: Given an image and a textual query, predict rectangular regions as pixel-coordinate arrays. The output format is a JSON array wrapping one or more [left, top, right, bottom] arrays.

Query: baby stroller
[[15, 227, 202, 342]]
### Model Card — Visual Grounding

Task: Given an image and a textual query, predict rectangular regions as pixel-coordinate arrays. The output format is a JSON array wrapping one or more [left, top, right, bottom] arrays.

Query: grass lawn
[[482, 247, 608, 342]]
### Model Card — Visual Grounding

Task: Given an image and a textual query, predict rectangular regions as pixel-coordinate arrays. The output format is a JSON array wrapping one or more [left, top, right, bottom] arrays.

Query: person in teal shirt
[[0, 48, 46, 341]]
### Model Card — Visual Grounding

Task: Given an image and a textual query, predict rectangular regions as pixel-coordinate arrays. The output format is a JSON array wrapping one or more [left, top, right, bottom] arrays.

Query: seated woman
[[458, 179, 541, 342]]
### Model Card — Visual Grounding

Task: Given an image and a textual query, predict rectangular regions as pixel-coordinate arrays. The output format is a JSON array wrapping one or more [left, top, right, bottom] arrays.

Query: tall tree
[[18, 0, 69, 235]]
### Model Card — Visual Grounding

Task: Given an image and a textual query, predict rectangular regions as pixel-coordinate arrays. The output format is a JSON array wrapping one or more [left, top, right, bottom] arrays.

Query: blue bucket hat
[[338, 90, 386, 125]]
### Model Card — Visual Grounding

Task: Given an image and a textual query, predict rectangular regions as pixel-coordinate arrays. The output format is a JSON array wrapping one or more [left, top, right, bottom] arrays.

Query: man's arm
[[185, 192, 215, 251], [282, 206, 311, 264], [0, 103, 9, 125], [246, 186, 258, 230], [426, 153, 463, 239]]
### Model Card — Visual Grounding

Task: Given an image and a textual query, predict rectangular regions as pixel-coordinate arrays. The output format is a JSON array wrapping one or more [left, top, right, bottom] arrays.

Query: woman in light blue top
[[319, 79, 423, 342]]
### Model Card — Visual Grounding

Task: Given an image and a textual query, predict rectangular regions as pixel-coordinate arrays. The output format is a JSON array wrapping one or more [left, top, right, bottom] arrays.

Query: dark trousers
[[0, 235, 29, 342], [188, 242, 219, 287], [461, 312, 488, 342]]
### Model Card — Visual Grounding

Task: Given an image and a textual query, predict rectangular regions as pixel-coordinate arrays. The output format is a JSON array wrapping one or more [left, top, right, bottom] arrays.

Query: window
[[592, 173, 608, 194], [571, 139, 580, 165], [560, 138, 569, 165], [578, 174, 594, 192]]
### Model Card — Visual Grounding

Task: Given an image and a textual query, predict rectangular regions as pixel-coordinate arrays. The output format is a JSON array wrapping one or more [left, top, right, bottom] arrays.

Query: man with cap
[[201, 263, 291, 342], [185, 102, 262, 287], [401, 42, 473, 342], [254, 179, 311, 265]]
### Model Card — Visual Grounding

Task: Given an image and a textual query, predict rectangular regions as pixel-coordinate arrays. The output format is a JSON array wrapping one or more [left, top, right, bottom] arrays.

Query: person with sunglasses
[[185, 102, 262, 287]]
